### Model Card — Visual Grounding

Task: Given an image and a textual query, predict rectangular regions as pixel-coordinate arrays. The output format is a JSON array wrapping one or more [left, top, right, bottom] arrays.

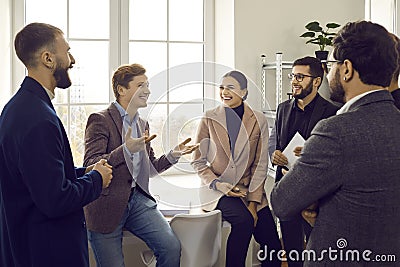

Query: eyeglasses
[[325, 60, 342, 69], [287, 73, 316, 82]]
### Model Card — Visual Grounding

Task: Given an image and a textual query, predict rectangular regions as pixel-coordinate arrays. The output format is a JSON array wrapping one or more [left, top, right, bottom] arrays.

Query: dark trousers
[[216, 196, 281, 267], [280, 214, 312, 267]]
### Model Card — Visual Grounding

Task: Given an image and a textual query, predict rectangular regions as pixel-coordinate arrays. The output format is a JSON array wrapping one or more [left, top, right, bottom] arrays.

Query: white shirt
[[43, 87, 55, 100]]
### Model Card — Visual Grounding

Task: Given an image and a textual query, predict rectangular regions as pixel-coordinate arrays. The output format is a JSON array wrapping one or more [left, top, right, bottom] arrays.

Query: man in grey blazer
[[83, 64, 198, 267], [271, 21, 400, 266]]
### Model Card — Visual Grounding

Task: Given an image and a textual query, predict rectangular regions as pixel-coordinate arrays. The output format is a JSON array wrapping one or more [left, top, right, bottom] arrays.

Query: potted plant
[[300, 21, 341, 60]]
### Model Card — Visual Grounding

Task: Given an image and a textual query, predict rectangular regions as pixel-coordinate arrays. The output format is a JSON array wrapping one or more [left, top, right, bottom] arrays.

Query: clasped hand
[[215, 182, 247, 197], [86, 159, 113, 188]]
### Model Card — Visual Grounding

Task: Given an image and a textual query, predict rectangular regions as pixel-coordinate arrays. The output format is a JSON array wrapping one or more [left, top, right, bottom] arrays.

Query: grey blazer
[[271, 90, 400, 266], [83, 103, 174, 233]]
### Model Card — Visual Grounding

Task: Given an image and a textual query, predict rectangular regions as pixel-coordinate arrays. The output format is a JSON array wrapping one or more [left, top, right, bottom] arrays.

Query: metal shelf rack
[[261, 53, 294, 115]]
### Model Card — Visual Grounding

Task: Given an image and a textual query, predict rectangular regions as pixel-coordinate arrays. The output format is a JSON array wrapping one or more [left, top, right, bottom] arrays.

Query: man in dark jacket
[[268, 56, 339, 267], [0, 23, 112, 267]]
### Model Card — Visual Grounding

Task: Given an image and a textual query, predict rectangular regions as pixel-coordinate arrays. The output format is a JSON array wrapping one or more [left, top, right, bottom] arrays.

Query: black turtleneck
[[225, 102, 244, 157]]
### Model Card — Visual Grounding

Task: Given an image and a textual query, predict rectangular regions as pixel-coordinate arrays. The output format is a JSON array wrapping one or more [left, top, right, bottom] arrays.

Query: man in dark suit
[[271, 21, 400, 266], [83, 63, 198, 267], [268, 56, 339, 267], [0, 23, 113, 267]]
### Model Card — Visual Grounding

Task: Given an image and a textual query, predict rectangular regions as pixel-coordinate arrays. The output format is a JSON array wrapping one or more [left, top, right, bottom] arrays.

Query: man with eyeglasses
[[268, 56, 338, 267], [271, 21, 400, 266]]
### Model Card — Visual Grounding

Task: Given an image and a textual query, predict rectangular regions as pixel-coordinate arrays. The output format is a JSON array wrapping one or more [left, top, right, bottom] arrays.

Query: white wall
[[0, 0, 12, 111], [215, 0, 365, 110]]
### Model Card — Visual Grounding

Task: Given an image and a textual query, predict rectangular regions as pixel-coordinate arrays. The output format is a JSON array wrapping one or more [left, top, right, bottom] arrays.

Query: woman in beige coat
[[191, 71, 281, 267]]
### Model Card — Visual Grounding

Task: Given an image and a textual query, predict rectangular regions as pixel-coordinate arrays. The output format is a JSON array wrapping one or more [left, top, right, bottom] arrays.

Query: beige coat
[[191, 103, 269, 211]]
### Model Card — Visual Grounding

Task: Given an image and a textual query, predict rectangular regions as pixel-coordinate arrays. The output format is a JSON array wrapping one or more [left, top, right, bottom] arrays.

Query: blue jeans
[[87, 187, 181, 267]]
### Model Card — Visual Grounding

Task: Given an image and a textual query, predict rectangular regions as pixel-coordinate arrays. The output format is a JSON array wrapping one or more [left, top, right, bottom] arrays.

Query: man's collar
[[337, 89, 384, 115], [113, 101, 138, 122], [42, 86, 55, 100]]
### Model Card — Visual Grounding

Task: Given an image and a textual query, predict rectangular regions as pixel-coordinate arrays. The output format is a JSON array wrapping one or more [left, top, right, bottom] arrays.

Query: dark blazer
[[268, 94, 339, 181], [0, 77, 103, 267], [83, 103, 174, 233], [271, 90, 400, 266]]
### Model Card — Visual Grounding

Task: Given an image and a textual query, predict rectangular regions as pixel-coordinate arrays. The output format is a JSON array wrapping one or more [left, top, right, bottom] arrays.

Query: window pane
[[130, 42, 168, 103], [69, 41, 109, 103], [53, 90, 69, 104], [129, 42, 167, 82], [69, 0, 109, 39], [55, 106, 68, 128], [25, 0, 67, 32], [169, 0, 203, 41], [129, 0, 167, 40], [69, 105, 108, 165], [140, 104, 167, 157], [169, 103, 203, 164], [169, 43, 204, 68], [170, 84, 203, 103]]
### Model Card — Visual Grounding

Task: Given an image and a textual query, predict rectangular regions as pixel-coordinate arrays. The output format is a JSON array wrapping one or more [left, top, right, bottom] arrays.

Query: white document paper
[[283, 132, 305, 169]]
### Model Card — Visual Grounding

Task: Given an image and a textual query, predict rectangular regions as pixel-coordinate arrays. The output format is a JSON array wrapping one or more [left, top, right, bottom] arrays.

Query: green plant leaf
[[326, 23, 340, 29], [300, 32, 315, 38], [305, 21, 323, 32]]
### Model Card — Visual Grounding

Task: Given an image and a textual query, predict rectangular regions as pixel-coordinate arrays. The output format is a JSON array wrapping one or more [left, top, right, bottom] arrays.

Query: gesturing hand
[[124, 127, 156, 154], [171, 138, 199, 158]]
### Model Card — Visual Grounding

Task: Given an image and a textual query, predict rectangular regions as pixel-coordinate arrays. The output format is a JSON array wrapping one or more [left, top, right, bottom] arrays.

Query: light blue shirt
[[113, 101, 142, 187]]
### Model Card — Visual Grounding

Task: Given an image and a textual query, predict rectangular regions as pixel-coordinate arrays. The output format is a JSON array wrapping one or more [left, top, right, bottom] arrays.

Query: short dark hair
[[112, 64, 146, 100], [333, 21, 397, 87], [14, 22, 63, 68], [293, 56, 324, 86], [222, 70, 248, 100]]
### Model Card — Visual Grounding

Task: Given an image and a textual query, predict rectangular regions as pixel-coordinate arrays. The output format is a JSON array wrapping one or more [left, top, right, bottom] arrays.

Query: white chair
[[141, 210, 222, 267]]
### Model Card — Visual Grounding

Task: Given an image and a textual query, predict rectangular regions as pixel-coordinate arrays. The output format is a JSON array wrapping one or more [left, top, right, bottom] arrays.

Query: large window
[[20, 0, 213, 170]]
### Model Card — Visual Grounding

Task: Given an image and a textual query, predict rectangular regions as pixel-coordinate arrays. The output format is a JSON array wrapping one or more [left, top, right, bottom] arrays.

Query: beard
[[329, 68, 345, 104], [53, 62, 72, 89], [293, 80, 313, 99]]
